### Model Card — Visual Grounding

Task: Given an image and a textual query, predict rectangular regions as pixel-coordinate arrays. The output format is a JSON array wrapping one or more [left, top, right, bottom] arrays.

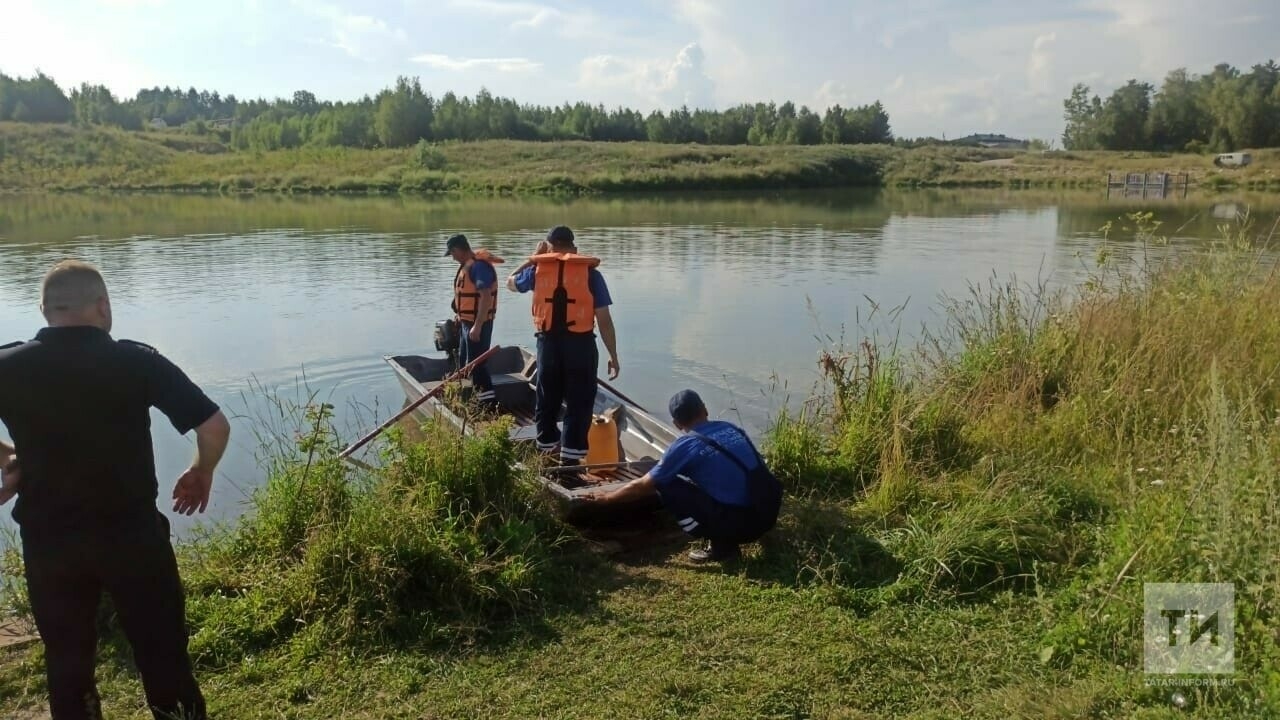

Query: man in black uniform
[[0, 260, 230, 720]]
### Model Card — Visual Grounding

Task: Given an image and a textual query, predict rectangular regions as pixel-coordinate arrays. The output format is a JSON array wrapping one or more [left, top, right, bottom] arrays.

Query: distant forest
[[0, 72, 893, 149], [5, 60, 1278, 154], [1063, 60, 1280, 152]]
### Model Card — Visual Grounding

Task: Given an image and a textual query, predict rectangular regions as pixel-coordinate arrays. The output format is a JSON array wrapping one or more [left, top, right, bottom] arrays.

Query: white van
[[1213, 152, 1252, 167]]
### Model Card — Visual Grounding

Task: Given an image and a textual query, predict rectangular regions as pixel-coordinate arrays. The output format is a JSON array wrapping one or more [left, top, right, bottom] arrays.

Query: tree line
[[1063, 60, 1280, 152], [0, 71, 893, 149]]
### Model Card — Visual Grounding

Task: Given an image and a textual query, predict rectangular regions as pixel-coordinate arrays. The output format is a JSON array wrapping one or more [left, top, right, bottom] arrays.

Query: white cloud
[[0, 0, 158, 94], [670, 0, 756, 103], [95, 0, 165, 7], [447, 0, 543, 17], [332, 15, 407, 60], [290, 1, 406, 61], [879, 16, 932, 50], [814, 80, 848, 109], [578, 42, 716, 109], [447, 0, 605, 41], [885, 73, 1006, 135], [513, 7, 557, 28], [662, 43, 714, 108], [412, 54, 542, 73], [1080, 0, 1276, 77], [1026, 32, 1057, 95]]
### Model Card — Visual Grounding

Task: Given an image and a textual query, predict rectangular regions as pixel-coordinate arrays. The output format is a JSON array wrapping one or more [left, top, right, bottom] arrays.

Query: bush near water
[[1, 214, 1279, 717]]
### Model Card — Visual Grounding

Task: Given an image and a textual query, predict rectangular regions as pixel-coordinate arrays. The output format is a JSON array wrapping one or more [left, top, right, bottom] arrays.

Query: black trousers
[[534, 332, 598, 464], [22, 512, 205, 720], [657, 476, 770, 546]]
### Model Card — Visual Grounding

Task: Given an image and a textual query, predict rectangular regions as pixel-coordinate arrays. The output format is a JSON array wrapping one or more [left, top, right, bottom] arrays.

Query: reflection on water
[[1, 190, 1277, 535]]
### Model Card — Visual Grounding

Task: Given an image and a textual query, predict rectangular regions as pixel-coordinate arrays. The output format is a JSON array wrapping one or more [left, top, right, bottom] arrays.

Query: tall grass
[[763, 213, 1280, 713], [174, 404, 568, 666], [7, 123, 1275, 195]]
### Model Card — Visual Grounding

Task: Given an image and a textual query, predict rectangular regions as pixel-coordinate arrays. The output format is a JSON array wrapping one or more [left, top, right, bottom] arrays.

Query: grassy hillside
[[2, 123, 1277, 194], [2, 214, 1276, 718]]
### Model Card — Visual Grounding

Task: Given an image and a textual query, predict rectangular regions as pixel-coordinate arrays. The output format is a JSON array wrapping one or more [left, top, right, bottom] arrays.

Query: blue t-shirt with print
[[648, 420, 758, 507], [512, 266, 612, 308]]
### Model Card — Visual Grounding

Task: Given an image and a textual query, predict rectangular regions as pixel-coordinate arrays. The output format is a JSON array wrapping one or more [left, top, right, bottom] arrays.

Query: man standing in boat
[[446, 233, 503, 410], [0, 260, 230, 719], [506, 226, 620, 466], [580, 389, 782, 563]]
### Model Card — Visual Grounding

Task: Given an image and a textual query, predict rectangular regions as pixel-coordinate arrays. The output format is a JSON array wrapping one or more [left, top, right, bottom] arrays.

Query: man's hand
[[607, 356, 621, 380], [513, 240, 553, 279], [0, 455, 20, 507], [468, 324, 482, 342], [172, 467, 213, 515]]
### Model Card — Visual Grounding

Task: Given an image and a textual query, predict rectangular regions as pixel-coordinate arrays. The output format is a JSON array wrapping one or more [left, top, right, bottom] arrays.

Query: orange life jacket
[[530, 252, 600, 334], [453, 249, 504, 324]]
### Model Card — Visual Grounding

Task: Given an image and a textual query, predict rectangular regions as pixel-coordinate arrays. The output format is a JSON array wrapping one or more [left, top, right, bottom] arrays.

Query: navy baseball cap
[[668, 389, 706, 425], [444, 233, 471, 256], [547, 225, 575, 245]]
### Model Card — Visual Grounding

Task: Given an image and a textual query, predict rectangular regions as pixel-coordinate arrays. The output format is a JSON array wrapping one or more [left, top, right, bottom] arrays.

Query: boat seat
[[509, 425, 541, 442], [489, 372, 533, 408]]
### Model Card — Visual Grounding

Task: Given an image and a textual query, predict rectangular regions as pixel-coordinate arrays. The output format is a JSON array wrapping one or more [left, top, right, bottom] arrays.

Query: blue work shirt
[[468, 259, 498, 290], [512, 265, 612, 308], [649, 420, 757, 507]]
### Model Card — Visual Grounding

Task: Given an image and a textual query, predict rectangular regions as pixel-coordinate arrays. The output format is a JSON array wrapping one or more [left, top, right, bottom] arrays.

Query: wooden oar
[[597, 377, 649, 413], [339, 345, 502, 459]]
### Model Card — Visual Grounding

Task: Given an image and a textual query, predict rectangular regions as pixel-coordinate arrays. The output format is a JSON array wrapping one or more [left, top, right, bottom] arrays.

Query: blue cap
[[668, 389, 705, 425]]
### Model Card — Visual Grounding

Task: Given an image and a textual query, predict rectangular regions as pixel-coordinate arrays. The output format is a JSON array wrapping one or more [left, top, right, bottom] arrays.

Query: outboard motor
[[433, 318, 460, 367]]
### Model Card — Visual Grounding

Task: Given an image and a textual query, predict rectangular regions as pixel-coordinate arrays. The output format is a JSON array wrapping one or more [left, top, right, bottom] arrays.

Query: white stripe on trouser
[[476, 390, 495, 401], [561, 447, 587, 461], [679, 518, 699, 533], [536, 440, 559, 451]]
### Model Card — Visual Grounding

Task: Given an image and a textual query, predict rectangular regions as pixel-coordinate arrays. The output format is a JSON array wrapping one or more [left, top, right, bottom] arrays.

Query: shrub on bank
[[179, 409, 566, 665]]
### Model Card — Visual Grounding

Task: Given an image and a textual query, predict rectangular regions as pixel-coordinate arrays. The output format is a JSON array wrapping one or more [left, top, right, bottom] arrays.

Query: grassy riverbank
[[3, 123, 1278, 195], [2, 218, 1279, 718]]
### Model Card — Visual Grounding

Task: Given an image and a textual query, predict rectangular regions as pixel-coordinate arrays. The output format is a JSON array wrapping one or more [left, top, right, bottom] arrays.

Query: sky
[[1, 0, 1277, 141]]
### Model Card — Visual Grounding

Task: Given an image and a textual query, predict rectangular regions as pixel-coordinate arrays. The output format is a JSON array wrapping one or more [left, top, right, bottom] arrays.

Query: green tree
[[0, 72, 72, 122], [1148, 69, 1209, 151], [291, 90, 319, 115], [375, 77, 433, 147], [1062, 83, 1104, 150], [0, 73, 14, 119], [1099, 80, 1153, 150], [645, 111, 673, 143], [795, 107, 822, 145], [431, 91, 466, 141]]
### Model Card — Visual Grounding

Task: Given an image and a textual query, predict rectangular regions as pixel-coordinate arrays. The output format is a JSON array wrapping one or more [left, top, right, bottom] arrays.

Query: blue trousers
[[535, 332, 597, 463], [460, 320, 494, 402], [657, 476, 769, 545]]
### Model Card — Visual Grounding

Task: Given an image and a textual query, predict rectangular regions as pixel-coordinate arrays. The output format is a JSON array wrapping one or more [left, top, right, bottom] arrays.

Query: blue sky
[[2, 0, 1276, 140]]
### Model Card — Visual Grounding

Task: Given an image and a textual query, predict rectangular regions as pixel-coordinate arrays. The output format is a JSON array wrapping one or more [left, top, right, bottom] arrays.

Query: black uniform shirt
[[0, 326, 219, 535]]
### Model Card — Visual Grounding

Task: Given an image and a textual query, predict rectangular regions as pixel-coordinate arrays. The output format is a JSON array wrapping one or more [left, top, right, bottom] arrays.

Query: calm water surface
[[1, 189, 1276, 535]]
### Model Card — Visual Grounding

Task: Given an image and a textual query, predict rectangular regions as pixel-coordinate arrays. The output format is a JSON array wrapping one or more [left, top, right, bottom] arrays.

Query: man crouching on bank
[[580, 390, 782, 562]]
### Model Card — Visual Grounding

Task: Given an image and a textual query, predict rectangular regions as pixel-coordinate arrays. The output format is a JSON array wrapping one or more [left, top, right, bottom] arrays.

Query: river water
[[1, 189, 1276, 535]]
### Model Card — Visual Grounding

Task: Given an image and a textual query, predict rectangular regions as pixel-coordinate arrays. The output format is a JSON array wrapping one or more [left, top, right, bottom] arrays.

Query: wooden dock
[[1106, 171, 1189, 199]]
